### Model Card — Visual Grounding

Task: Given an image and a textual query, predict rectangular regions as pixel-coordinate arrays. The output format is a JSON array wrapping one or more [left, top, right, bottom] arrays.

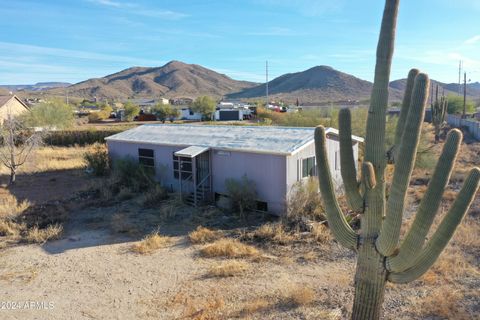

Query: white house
[[106, 124, 363, 215]]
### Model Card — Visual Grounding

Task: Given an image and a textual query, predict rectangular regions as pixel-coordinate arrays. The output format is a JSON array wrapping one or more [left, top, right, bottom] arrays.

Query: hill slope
[[389, 79, 480, 100], [52, 61, 256, 100], [227, 66, 404, 103]]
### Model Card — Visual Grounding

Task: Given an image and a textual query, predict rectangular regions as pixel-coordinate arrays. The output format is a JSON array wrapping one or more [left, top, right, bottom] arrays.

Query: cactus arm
[[388, 168, 480, 283], [386, 130, 462, 272], [364, 0, 399, 185], [376, 74, 430, 256], [392, 69, 420, 158], [339, 108, 363, 211], [315, 126, 358, 250]]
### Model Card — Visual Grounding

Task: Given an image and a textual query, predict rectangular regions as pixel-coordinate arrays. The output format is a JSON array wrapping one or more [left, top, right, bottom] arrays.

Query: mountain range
[[4, 61, 479, 104], [0, 82, 71, 92]]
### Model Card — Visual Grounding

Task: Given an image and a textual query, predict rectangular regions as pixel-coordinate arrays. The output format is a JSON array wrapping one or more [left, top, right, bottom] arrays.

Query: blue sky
[[0, 0, 479, 85]]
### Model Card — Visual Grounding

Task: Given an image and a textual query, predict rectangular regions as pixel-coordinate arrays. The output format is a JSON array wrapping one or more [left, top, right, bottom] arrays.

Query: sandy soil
[[0, 219, 355, 320]]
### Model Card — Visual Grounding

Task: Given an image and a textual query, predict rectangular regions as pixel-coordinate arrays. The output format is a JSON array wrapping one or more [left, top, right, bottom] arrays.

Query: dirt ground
[[0, 140, 479, 319]]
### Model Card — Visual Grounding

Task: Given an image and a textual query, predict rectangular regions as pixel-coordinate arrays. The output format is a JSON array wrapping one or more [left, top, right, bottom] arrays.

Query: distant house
[[180, 108, 203, 121], [0, 95, 30, 123], [106, 124, 363, 215]]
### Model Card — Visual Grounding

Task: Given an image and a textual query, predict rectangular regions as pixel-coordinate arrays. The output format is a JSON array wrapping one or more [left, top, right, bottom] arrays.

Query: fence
[[447, 114, 480, 141]]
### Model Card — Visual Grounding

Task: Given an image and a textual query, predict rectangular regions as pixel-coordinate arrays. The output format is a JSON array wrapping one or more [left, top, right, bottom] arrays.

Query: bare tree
[[0, 114, 41, 185]]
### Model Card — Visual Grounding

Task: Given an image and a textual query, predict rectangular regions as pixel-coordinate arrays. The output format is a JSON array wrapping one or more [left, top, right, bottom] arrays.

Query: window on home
[[138, 148, 154, 167], [302, 156, 316, 178]]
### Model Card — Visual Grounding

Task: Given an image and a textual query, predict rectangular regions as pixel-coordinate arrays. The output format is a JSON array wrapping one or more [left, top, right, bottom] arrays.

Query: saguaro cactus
[[314, 1, 480, 319], [431, 85, 448, 143]]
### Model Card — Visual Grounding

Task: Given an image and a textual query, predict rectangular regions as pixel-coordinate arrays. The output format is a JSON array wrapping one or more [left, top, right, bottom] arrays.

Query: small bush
[[25, 224, 63, 243], [44, 130, 123, 146], [207, 260, 249, 277], [130, 231, 171, 254], [200, 239, 259, 258], [188, 226, 222, 244], [225, 175, 257, 218], [286, 177, 325, 223], [111, 158, 156, 192], [84, 143, 110, 176], [140, 185, 168, 207]]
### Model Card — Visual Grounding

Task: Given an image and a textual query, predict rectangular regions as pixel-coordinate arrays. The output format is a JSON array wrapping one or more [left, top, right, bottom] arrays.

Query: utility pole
[[265, 60, 269, 108], [458, 60, 462, 96], [463, 72, 467, 118]]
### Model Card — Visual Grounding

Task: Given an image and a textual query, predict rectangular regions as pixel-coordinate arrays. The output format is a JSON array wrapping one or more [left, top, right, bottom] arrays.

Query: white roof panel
[[105, 124, 363, 155], [174, 146, 210, 158]]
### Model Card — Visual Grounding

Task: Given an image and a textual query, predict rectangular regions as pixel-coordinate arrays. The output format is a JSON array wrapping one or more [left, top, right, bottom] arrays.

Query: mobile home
[[105, 124, 363, 215]]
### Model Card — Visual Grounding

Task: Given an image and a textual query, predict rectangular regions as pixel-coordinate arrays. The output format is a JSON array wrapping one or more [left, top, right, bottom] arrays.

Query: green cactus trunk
[[352, 244, 387, 320], [313, 1, 480, 319]]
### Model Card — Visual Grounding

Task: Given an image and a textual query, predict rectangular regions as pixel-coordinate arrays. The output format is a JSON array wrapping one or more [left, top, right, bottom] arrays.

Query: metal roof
[[174, 146, 210, 158], [105, 124, 363, 156]]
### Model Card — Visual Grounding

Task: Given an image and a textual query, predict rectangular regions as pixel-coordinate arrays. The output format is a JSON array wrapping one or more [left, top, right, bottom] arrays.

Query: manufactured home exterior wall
[[107, 141, 184, 192], [211, 150, 286, 214], [286, 137, 359, 197], [107, 140, 288, 214]]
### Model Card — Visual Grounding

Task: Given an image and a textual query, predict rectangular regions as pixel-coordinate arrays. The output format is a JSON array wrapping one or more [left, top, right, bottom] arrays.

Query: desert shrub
[[87, 112, 102, 123], [207, 260, 249, 277], [123, 102, 140, 122], [84, 143, 110, 176], [200, 238, 259, 258], [44, 129, 123, 146], [286, 177, 325, 223], [130, 231, 171, 254], [140, 185, 168, 207], [22, 99, 74, 129], [152, 103, 179, 123], [188, 226, 222, 244], [25, 224, 63, 243], [111, 158, 156, 193], [225, 175, 257, 218]]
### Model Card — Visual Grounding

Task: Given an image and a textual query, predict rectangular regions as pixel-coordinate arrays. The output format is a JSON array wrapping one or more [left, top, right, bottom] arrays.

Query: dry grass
[[200, 239, 259, 259], [253, 223, 296, 244], [238, 297, 272, 316], [207, 260, 249, 277], [0, 146, 95, 175], [0, 193, 30, 217], [183, 296, 224, 320], [0, 219, 21, 237], [25, 224, 63, 243], [281, 285, 315, 308], [188, 226, 223, 244], [130, 231, 172, 254], [413, 287, 470, 319], [310, 223, 332, 243]]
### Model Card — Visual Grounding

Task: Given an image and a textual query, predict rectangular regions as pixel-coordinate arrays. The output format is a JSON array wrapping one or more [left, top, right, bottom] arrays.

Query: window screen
[[138, 148, 154, 167], [302, 157, 316, 178]]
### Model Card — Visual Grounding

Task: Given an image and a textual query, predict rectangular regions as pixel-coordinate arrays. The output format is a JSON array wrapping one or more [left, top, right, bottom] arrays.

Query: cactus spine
[[314, 1, 480, 319], [431, 84, 448, 143]]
